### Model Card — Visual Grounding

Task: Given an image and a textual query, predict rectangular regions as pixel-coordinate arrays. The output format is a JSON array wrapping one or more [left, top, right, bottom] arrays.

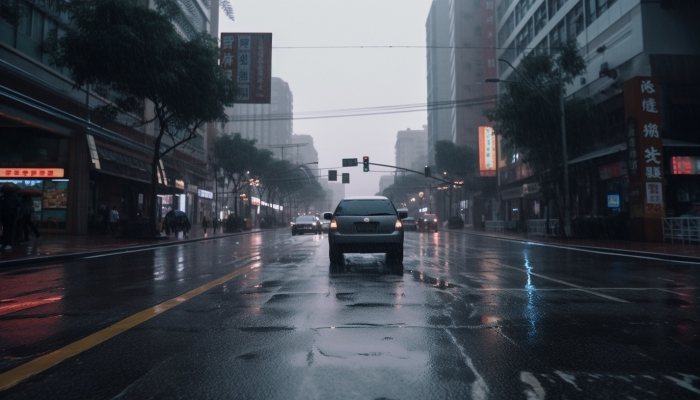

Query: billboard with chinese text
[[220, 33, 272, 104], [624, 76, 665, 241], [479, 126, 496, 172]]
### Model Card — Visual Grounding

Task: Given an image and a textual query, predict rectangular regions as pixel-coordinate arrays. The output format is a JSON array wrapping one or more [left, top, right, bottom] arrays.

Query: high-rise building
[[494, 0, 700, 239], [226, 77, 293, 151], [0, 0, 212, 234], [395, 127, 429, 171], [426, 0, 453, 164], [447, 0, 489, 151]]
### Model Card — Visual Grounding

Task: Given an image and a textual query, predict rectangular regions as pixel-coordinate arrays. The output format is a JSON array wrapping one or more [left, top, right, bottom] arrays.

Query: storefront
[[0, 169, 69, 230]]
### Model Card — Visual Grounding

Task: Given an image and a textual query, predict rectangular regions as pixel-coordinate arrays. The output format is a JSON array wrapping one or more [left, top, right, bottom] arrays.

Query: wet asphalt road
[[1, 229, 699, 399]]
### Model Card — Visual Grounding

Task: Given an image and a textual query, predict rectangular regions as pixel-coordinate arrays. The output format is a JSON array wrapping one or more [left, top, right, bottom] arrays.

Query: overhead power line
[[230, 95, 498, 122]]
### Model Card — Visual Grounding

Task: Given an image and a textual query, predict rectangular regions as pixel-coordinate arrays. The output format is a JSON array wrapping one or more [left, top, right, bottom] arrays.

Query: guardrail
[[485, 220, 504, 233], [662, 217, 700, 245], [527, 219, 559, 237]]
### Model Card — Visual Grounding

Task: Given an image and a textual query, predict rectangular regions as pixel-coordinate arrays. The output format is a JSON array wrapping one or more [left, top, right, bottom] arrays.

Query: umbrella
[[0, 183, 20, 193], [166, 210, 187, 218], [18, 186, 42, 196]]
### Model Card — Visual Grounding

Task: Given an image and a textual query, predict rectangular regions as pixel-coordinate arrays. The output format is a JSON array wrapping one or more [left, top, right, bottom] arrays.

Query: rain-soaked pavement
[[1, 229, 699, 399]]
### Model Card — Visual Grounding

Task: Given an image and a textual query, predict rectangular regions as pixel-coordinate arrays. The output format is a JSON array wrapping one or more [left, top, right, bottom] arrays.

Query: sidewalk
[[458, 226, 700, 262], [0, 228, 259, 268]]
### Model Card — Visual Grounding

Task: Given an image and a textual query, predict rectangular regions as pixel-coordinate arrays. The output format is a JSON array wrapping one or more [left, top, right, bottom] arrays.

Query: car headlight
[[312, 222, 317, 226]]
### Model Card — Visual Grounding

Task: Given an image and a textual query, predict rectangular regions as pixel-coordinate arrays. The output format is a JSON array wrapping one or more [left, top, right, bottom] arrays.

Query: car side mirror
[[323, 212, 333, 220], [398, 211, 408, 219]]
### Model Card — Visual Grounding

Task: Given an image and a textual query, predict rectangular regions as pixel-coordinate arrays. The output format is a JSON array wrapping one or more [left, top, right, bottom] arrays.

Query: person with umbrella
[[1, 183, 22, 250], [18, 187, 41, 242]]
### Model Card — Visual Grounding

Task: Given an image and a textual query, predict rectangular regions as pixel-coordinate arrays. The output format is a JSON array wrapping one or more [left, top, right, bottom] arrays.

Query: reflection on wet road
[[1, 229, 699, 398]]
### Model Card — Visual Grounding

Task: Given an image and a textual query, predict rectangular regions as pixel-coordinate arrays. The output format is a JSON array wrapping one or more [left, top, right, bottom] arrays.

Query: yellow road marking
[[0, 259, 259, 392]]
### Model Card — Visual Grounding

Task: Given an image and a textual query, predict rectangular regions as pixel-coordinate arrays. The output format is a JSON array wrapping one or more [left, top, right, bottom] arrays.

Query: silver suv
[[324, 196, 408, 266]]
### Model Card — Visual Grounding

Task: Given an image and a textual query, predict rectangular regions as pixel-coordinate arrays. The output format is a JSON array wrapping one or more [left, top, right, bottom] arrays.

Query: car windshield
[[295, 216, 315, 223], [334, 199, 397, 216]]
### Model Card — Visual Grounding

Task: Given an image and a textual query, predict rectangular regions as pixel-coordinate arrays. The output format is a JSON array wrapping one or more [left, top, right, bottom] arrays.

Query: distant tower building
[[291, 134, 319, 177], [226, 77, 293, 151], [395, 127, 429, 171], [378, 175, 395, 195], [321, 181, 346, 211], [447, 0, 486, 151], [426, 0, 453, 164]]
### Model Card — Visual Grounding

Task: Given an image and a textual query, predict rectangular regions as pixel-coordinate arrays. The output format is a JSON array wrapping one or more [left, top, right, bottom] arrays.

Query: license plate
[[355, 223, 377, 233]]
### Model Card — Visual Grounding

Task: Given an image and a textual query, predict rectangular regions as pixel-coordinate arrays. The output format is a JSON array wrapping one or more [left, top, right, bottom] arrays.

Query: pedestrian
[[109, 206, 120, 235], [19, 194, 40, 242], [98, 205, 109, 234], [212, 217, 218, 233], [202, 215, 208, 235], [481, 214, 486, 231], [0, 190, 21, 250]]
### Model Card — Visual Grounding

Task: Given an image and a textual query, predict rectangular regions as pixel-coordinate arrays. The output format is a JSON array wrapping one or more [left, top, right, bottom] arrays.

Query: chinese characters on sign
[[671, 156, 700, 175], [0, 168, 65, 178], [482, 0, 497, 98], [220, 33, 272, 104], [645, 182, 663, 213], [624, 76, 665, 220], [479, 126, 496, 172]]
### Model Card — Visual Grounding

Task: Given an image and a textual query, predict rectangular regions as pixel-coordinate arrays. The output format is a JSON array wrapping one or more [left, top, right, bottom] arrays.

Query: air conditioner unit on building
[[599, 62, 618, 80]]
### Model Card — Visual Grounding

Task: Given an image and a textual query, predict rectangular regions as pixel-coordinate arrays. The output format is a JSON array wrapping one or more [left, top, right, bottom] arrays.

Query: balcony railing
[[662, 217, 700, 245], [527, 219, 559, 237], [485, 220, 504, 233]]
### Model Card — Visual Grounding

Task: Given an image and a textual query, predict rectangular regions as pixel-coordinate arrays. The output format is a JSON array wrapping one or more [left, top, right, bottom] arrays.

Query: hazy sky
[[219, 0, 434, 196]]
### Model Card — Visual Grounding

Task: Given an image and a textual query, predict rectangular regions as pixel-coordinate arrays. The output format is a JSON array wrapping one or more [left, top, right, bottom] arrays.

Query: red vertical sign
[[220, 33, 272, 104], [624, 76, 665, 240]]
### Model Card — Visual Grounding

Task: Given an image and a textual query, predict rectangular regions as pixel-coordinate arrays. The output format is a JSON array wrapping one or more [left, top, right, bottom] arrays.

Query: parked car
[[401, 217, 417, 231], [448, 215, 464, 229], [292, 215, 321, 235], [320, 211, 333, 233], [419, 214, 439, 232], [324, 196, 408, 267]]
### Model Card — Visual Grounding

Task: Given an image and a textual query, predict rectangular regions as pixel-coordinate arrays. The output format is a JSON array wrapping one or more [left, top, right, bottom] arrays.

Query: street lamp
[[487, 58, 571, 237]]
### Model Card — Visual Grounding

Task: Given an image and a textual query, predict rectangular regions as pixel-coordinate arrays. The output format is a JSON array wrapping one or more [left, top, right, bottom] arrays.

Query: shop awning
[[569, 143, 626, 165], [96, 146, 151, 183], [663, 139, 700, 147], [569, 139, 700, 166]]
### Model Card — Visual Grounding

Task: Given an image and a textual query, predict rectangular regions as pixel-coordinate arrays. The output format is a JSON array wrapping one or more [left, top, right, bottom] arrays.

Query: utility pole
[[559, 66, 571, 237]]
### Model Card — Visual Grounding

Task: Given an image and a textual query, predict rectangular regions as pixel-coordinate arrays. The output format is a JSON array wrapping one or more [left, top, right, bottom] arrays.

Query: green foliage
[[381, 174, 427, 204], [50, 0, 237, 229], [52, 0, 237, 139], [434, 140, 478, 178], [486, 38, 591, 191]]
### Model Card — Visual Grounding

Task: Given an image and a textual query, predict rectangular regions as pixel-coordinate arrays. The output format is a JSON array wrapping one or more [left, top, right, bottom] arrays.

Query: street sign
[[342, 158, 358, 167], [328, 170, 337, 181], [342, 173, 350, 184]]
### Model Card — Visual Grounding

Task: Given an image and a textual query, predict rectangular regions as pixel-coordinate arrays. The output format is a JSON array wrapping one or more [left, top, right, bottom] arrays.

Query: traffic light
[[363, 156, 369, 172], [424, 166, 431, 178]]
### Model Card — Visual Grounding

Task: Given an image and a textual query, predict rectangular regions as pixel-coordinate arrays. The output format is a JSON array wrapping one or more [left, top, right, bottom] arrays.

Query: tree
[[434, 140, 478, 179], [381, 174, 428, 205], [486, 38, 590, 230], [51, 0, 237, 233], [210, 134, 259, 217]]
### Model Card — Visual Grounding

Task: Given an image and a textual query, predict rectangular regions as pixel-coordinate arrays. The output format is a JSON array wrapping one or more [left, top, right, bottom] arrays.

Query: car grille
[[353, 222, 379, 233]]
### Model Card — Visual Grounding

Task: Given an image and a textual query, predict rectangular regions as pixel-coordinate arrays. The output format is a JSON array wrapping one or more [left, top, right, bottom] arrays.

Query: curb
[[448, 228, 700, 264], [0, 229, 264, 269]]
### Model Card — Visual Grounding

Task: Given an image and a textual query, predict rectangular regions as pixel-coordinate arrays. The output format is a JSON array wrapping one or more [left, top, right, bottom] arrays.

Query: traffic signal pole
[[367, 162, 452, 185]]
